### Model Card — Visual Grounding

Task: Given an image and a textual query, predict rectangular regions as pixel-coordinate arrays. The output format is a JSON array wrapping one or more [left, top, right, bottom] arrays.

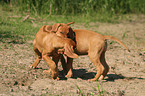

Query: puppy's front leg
[[60, 55, 67, 74], [30, 41, 42, 68], [42, 54, 59, 80], [65, 57, 73, 78]]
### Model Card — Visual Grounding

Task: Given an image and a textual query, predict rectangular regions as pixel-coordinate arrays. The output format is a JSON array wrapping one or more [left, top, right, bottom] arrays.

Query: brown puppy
[[42, 22, 76, 77], [47, 23, 130, 81], [68, 29, 130, 81], [30, 25, 78, 80]]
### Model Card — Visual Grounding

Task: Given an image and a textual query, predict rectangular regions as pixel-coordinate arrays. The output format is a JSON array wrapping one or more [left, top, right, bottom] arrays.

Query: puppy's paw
[[65, 72, 73, 78], [52, 77, 60, 80], [43, 70, 51, 74], [98, 75, 104, 80], [29, 65, 35, 69], [88, 78, 97, 82]]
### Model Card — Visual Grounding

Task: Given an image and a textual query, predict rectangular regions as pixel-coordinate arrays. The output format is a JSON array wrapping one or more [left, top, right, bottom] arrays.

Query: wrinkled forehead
[[58, 24, 70, 31]]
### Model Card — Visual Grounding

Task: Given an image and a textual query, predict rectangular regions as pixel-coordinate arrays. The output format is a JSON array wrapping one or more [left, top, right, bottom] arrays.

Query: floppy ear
[[43, 25, 52, 32], [67, 27, 75, 40], [67, 22, 75, 25], [51, 23, 61, 32], [64, 44, 78, 58]]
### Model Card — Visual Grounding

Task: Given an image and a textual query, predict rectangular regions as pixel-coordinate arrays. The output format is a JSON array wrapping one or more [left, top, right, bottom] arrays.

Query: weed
[[96, 80, 104, 96], [75, 80, 104, 96], [76, 84, 84, 96], [122, 31, 128, 40]]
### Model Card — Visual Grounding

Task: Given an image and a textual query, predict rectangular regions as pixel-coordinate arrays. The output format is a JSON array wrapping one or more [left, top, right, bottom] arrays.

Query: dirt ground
[[0, 19, 145, 96]]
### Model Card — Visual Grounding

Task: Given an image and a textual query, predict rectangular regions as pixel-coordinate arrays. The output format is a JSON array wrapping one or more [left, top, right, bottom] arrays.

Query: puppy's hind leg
[[88, 42, 105, 81], [88, 55, 105, 81], [30, 40, 42, 68], [98, 50, 109, 80]]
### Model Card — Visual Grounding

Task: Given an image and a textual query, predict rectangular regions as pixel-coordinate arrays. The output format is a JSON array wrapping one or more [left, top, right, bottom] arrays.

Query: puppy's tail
[[104, 35, 130, 52]]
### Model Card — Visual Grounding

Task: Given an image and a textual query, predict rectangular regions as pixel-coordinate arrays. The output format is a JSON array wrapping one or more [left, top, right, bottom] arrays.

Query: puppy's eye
[[60, 32, 63, 34]]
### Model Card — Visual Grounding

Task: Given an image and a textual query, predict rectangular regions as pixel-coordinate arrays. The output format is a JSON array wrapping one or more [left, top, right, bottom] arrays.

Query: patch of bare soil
[[0, 21, 145, 96]]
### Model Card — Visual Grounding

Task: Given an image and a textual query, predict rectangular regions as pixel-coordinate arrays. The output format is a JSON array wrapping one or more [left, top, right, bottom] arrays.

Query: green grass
[[97, 81, 104, 96], [76, 84, 84, 96], [1, 0, 145, 24], [0, 8, 38, 44], [1, 0, 144, 15], [122, 31, 128, 40], [75, 80, 104, 96]]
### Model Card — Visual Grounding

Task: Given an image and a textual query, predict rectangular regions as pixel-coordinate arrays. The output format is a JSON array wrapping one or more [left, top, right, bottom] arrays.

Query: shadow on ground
[[58, 68, 145, 81]]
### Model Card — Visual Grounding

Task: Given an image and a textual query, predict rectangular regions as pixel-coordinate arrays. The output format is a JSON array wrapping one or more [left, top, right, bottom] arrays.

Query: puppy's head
[[54, 22, 75, 38], [42, 22, 75, 39]]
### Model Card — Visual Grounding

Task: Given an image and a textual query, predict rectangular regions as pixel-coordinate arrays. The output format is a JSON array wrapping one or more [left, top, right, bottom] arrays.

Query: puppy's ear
[[67, 27, 75, 40], [64, 44, 78, 58], [43, 25, 52, 32], [67, 22, 75, 25], [51, 23, 61, 32]]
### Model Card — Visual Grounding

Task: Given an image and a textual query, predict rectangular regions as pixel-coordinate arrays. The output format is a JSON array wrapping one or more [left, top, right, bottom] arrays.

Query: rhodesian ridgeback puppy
[[30, 25, 78, 80], [45, 23, 130, 81]]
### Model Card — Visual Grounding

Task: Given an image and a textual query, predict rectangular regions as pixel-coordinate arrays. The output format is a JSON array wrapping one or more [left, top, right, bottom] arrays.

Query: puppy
[[30, 25, 78, 80]]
